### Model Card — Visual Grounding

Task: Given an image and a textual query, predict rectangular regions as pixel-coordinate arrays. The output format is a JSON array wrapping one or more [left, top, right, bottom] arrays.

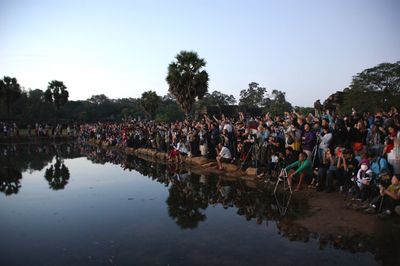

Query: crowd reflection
[[79, 145, 308, 226]]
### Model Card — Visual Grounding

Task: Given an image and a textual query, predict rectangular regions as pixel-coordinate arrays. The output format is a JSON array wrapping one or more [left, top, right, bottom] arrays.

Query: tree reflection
[[44, 158, 70, 190], [0, 164, 22, 196], [166, 172, 208, 229]]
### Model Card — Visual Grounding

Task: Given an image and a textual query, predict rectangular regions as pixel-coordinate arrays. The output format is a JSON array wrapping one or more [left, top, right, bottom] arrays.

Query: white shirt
[[177, 142, 189, 154], [223, 123, 233, 133], [219, 146, 232, 159], [319, 132, 333, 149]]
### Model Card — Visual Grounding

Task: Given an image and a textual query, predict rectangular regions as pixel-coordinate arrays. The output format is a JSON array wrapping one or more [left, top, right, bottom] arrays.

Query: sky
[[0, 0, 399, 107]]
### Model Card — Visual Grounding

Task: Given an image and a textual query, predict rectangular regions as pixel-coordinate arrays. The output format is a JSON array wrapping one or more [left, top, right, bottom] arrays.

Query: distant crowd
[[1, 122, 78, 137]]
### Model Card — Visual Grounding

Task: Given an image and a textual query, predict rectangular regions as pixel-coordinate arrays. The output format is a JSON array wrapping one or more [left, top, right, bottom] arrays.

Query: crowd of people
[[1, 121, 78, 137]]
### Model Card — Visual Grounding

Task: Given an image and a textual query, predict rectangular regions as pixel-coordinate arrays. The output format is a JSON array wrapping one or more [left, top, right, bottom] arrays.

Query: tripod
[[238, 141, 259, 172], [309, 137, 320, 187], [273, 167, 293, 194]]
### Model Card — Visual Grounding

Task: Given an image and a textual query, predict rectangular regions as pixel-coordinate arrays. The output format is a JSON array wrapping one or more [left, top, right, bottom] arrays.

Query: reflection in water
[[0, 143, 80, 195], [80, 145, 309, 228], [167, 172, 208, 229], [44, 159, 70, 190], [77, 145, 400, 265], [0, 161, 22, 196], [274, 192, 292, 217], [1, 143, 399, 265]]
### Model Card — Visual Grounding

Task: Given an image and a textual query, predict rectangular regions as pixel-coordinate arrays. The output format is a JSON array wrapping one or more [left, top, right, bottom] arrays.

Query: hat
[[359, 159, 369, 167]]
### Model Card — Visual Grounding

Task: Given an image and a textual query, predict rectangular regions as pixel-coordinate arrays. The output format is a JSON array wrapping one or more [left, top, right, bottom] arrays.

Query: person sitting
[[324, 149, 338, 192], [176, 138, 189, 156], [167, 144, 180, 163], [365, 174, 400, 219], [336, 149, 358, 192], [284, 146, 298, 166], [216, 143, 232, 171], [355, 161, 374, 202], [369, 152, 389, 177], [286, 152, 312, 192]]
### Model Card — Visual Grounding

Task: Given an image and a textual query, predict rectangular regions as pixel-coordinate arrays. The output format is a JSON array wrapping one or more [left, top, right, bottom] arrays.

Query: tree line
[[1, 50, 399, 124]]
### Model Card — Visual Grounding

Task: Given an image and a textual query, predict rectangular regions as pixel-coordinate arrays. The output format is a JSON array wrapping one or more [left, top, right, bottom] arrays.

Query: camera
[[380, 178, 391, 188]]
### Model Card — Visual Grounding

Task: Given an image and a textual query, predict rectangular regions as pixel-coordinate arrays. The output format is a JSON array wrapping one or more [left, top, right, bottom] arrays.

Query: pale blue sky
[[0, 0, 399, 106]]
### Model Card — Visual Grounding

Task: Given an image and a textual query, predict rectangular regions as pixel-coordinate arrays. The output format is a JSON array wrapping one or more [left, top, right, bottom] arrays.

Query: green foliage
[[140, 90, 161, 119], [239, 82, 268, 108], [0, 87, 185, 123], [238, 83, 291, 116], [198, 90, 236, 107], [45, 80, 69, 111], [166, 51, 209, 116], [0, 76, 22, 119], [294, 106, 314, 116], [325, 61, 400, 114], [266, 90, 292, 116], [87, 94, 110, 105], [352, 61, 400, 94]]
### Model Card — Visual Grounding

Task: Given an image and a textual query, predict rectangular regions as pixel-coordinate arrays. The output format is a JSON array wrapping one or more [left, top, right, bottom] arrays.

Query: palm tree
[[0, 76, 22, 119], [166, 51, 209, 117], [45, 80, 69, 111], [44, 158, 70, 190]]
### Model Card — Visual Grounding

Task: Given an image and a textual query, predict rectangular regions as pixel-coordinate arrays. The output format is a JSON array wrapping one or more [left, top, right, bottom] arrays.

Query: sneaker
[[364, 206, 377, 214], [378, 210, 392, 220], [358, 202, 371, 210]]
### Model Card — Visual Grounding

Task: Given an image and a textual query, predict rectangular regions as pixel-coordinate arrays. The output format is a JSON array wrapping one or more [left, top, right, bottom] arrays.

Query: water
[[0, 143, 394, 265]]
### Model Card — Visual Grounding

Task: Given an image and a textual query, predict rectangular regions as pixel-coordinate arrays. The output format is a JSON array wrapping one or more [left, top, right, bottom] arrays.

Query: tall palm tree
[[0, 76, 22, 119], [45, 80, 69, 111], [166, 51, 209, 117]]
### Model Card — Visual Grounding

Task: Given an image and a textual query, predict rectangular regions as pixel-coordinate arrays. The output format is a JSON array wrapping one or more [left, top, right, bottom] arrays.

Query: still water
[[0, 143, 391, 265]]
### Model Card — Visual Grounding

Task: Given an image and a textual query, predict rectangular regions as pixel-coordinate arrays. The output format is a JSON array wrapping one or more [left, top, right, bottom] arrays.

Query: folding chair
[[273, 168, 292, 194]]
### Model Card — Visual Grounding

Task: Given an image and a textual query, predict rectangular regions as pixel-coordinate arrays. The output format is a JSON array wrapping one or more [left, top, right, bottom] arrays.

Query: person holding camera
[[365, 174, 400, 219], [318, 125, 333, 164], [356, 162, 374, 202], [336, 149, 358, 192]]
